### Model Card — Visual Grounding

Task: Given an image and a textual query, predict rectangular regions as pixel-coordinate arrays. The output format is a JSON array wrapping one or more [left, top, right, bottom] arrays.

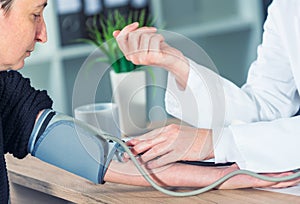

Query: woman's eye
[[33, 14, 41, 21]]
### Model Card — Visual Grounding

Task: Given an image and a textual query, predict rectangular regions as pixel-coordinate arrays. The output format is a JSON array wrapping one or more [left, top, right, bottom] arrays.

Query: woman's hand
[[113, 22, 190, 88], [124, 124, 214, 169], [217, 164, 300, 189]]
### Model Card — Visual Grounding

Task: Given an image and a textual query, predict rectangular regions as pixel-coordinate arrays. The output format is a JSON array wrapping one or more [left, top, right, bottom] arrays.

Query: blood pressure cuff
[[27, 109, 118, 184]]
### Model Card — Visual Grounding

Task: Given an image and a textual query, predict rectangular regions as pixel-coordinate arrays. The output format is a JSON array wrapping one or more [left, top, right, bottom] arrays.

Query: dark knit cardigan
[[0, 71, 53, 203]]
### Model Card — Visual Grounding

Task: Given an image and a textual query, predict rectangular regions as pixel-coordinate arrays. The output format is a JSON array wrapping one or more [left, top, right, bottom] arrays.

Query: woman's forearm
[[104, 161, 300, 189], [104, 161, 223, 187]]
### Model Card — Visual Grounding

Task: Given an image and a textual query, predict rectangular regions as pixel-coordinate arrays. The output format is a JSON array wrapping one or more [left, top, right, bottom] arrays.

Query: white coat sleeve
[[228, 116, 300, 172], [165, 0, 300, 172]]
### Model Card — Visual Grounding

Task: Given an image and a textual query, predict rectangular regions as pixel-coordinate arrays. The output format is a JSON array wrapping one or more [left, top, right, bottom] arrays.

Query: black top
[[0, 71, 53, 203]]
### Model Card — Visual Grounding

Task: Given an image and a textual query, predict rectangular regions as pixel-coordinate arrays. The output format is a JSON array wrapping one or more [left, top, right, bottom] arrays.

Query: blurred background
[[21, 0, 273, 117]]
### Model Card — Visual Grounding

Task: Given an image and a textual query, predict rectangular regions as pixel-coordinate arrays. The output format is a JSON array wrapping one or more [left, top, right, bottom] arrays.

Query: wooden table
[[6, 154, 300, 204]]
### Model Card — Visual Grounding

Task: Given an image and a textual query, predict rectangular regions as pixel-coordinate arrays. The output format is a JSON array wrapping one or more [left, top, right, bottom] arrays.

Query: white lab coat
[[165, 0, 300, 172]]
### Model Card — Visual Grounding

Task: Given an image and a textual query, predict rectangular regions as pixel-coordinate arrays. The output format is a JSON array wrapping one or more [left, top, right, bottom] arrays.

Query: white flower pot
[[110, 70, 147, 136]]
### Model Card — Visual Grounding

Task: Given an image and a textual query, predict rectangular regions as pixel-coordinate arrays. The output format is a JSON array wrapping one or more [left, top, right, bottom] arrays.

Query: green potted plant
[[82, 9, 155, 73], [82, 9, 156, 136]]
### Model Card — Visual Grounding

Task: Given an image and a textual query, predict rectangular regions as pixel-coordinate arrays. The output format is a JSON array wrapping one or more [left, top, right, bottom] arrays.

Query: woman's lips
[[26, 50, 33, 57]]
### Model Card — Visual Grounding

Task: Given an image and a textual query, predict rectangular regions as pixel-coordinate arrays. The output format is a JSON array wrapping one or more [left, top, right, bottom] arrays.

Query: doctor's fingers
[[126, 33, 165, 65], [130, 134, 169, 155], [115, 26, 157, 57], [113, 22, 139, 50], [113, 22, 140, 39], [126, 125, 172, 146], [135, 34, 164, 63], [125, 125, 182, 159], [124, 132, 171, 160], [143, 150, 181, 169]]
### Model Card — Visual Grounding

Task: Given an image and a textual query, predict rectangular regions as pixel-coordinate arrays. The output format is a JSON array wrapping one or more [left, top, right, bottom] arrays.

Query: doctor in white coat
[[112, 0, 300, 186]]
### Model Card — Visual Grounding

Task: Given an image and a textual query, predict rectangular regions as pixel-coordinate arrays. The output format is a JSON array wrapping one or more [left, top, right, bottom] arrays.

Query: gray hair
[[0, 0, 13, 13]]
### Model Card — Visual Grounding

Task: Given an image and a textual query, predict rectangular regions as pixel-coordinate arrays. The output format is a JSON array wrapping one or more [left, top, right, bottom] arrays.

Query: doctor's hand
[[113, 22, 190, 88], [124, 124, 214, 169]]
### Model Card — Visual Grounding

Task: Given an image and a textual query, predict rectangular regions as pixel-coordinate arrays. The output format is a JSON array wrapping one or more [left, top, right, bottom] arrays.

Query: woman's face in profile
[[0, 0, 48, 71]]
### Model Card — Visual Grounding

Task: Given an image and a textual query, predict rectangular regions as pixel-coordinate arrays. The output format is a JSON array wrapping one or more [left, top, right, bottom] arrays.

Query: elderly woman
[[0, 0, 51, 202], [1, 0, 299, 203]]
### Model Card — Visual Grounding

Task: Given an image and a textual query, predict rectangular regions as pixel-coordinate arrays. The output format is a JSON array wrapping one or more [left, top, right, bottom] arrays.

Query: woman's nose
[[36, 18, 48, 43]]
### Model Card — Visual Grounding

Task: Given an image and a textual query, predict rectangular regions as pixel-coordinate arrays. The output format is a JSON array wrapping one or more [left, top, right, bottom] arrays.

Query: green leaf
[[80, 9, 157, 75], [139, 9, 146, 26], [127, 11, 133, 25]]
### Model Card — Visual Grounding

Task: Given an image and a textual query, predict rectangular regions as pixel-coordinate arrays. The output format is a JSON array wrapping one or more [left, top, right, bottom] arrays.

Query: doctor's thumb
[[113, 30, 121, 38]]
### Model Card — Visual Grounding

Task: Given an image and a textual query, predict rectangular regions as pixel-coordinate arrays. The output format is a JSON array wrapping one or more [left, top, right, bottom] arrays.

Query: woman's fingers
[[268, 180, 299, 188], [263, 172, 300, 188], [218, 165, 300, 189]]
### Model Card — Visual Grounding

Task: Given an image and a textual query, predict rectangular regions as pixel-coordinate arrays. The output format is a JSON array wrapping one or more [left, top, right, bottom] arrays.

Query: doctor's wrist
[[166, 55, 190, 89], [196, 128, 215, 161], [205, 130, 215, 160]]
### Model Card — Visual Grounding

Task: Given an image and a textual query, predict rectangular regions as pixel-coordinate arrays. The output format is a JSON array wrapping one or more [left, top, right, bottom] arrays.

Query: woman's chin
[[10, 61, 25, 71]]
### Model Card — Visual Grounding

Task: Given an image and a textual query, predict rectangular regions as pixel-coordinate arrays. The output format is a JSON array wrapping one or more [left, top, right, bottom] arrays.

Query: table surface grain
[[6, 154, 300, 204]]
